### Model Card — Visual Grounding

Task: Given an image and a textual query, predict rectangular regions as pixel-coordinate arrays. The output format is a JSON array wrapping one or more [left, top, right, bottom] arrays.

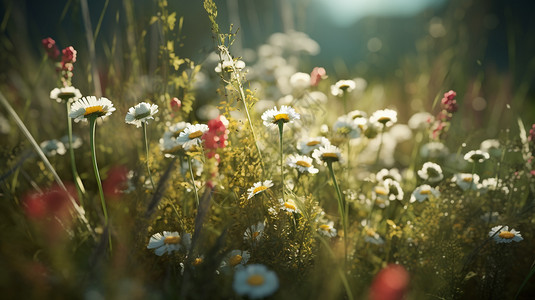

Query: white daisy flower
[[480, 139, 501, 157], [318, 221, 337, 238], [159, 122, 191, 157], [215, 59, 246, 73], [408, 112, 433, 130], [289, 72, 311, 91], [297, 136, 331, 155], [452, 173, 480, 191], [278, 198, 300, 214], [69, 96, 115, 122], [478, 178, 509, 194], [489, 225, 523, 244], [376, 168, 402, 183], [247, 180, 274, 200], [369, 109, 398, 128], [330, 80, 356, 96], [177, 123, 209, 151], [364, 228, 385, 245], [333, 115, 361, 139], [417, 162, 444, 183], [261, 105, 300, 128], [125, 102, 159, 128], [244, 221, 265, 243], [50, 86, 82, 103], [372, 185, 390, 208], [312, 144, 343, 165], [347, 109, 367, 120], [146, 231, 191, 256], [420, 142, 449, 158], [384, 178, 404, 201], [40, 139, 66, 157], [221, 250, 251, 270], [286, 154, 319, 174], [464, 150, 490, 163], [233, 264, 279, 299], [410, 184, 440, 203]]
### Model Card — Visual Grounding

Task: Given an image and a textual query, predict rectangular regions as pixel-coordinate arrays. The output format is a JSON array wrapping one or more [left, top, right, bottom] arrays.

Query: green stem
[[327, 161, 347, 266], [278, 121, 285, 201], [188, 156, 200, 208], [65, 101, 86, 204], [375, 126, 385, 165], [89, 117, 112, 252], [317, 234, 354, 300], [142, 122, 155, 189]]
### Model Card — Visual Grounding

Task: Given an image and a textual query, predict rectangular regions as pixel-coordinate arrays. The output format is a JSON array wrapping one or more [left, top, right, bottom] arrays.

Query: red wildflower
[[528, 124, 535, 142], [61, 46, 77, 64], [310, 67, 326, 86], [444, 90, 456, 100], [41, 37, 59, 59], [369, 264, 410, 300], [102, 165, 130, 198], [23, 184, 75, 221], [171, 97, 182, 111], [203, 115, 229, 159]]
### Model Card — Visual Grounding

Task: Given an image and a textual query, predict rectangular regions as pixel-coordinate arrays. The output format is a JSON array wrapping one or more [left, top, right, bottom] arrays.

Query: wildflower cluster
[[2, 2, 534, 300]]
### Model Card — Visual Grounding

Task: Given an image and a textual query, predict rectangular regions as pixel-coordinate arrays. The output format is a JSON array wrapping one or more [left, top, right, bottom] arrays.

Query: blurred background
[[1, 0, 534, 129]]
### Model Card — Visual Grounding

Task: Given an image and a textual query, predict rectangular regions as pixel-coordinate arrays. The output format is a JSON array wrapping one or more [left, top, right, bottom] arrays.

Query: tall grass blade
[[0, 90, 95, 240]]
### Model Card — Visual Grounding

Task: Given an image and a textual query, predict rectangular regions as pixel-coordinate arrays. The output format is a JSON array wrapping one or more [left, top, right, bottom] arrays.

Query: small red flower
[[61, 46, 77, 64], [528, 124, 535, 142], [444, 90, 456, 100], [204, 115, 229, 160], [170, 97, 182, 111], [23, 184, 75, 221], [41, 37, 60, 59], [310, 67, 326, 86], [102, 165, 130, 198], [369, 264, 410, 300]]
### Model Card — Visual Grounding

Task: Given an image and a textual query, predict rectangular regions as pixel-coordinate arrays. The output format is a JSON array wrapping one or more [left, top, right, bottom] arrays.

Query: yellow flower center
[[296, 160, 312, 168], [188, 130, 203, 139], [306, 141, 321, 146], [229, 254, 243, 267], [252, 186, 268, 195], [498, 231, 515, 239], [378, 116, 391, 124], [84, 105, 103, 116], [319, 224, 331, 230], [192, 258, 203, 266], [274, 113, 290, 122], [252, 231, 260, 239], [366, 229, 376, 237], [164, 236, 181, 244], [322, 153, 339, 159], [339, 84, 350, 91], [462, 177, 473, 182], [375, 186, 388, 196], [420, 189, 431, 195], [247, 274, 265, 286], [284, 201, 297, 211]]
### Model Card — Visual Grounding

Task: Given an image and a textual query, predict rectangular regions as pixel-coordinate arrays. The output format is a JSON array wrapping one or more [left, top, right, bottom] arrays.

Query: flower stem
[[188, 156, 200, 208], [142, 122, 155, 189], [65, 101, 86, 203], [89, 117, 112, 252], [327, 161, 347, 266], [278, 121, 285, 201], [375, 126, 385, 165]]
